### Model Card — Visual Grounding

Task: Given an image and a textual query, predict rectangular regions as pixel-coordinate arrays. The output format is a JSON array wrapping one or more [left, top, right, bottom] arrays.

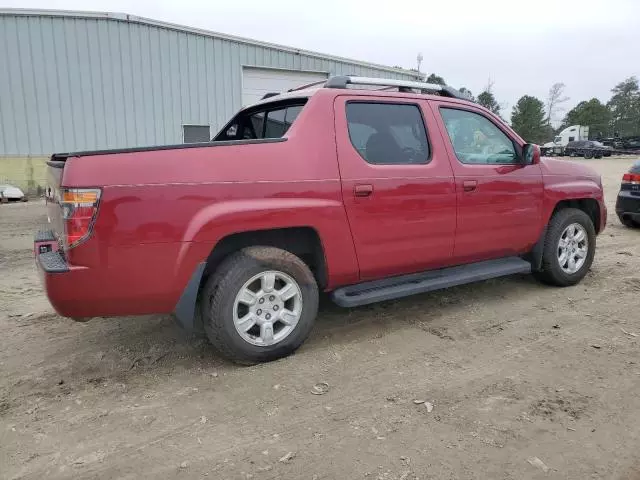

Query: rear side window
[[215, 102, 306, 141], [346, 102, 430, 165]]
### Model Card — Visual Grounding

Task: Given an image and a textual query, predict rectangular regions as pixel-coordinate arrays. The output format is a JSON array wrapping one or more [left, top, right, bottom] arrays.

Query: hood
[[540, 157, 600, 180]]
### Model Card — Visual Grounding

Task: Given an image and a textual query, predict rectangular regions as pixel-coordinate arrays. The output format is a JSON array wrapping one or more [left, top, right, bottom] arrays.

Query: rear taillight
[[622, 173, 640, 184], [61, 188, 101, 249]]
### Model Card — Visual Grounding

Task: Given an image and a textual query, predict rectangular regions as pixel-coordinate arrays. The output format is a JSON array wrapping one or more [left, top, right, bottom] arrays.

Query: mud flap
[[530, 226, 548, 272], [173, 262, 206, 334]]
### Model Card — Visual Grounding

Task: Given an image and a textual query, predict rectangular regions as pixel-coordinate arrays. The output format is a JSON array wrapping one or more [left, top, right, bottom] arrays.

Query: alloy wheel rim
[[557, 223, 588, 274], [232, 270, 303, 346]]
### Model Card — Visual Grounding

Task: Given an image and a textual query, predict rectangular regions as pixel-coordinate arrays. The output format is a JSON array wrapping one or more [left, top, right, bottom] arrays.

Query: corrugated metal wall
[[0, 12, 418, 156]]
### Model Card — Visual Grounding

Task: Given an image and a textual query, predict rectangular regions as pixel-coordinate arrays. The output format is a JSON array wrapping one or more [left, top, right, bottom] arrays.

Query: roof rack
[[287, 79, 329, 92], [324, 75, 469, 100]]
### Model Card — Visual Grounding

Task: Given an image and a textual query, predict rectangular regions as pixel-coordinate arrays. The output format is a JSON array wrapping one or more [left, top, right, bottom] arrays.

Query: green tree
[[563, 98, 612, 138], [458, 87, 474, 101], [477, 90, 500, 115], [510, 95, 548, 144], [607, 76, 640, 137], [426, 73, 446, 85]]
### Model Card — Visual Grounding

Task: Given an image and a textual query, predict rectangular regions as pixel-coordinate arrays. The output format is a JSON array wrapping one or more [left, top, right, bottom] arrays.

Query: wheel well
[[202, 227, 328, 289], [552, 198, 601, 233]]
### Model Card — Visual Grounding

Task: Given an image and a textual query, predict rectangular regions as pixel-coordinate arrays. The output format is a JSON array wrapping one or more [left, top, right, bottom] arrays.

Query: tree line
[[423, 73, 640, 145]]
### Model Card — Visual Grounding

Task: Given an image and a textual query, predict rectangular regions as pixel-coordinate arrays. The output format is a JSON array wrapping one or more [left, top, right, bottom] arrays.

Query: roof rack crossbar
[[324, 76, 469, 100], [287, 79, 329, 92]]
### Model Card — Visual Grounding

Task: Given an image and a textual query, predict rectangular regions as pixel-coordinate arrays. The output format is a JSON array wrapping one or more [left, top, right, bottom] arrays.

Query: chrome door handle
[[354, 184, 373, 197], [463, 180, 477, 192]]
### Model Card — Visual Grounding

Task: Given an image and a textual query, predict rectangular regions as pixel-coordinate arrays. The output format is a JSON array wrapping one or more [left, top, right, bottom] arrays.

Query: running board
[[331, 257, 532, 308]]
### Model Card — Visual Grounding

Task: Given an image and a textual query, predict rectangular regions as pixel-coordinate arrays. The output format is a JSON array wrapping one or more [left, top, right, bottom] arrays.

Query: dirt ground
[[1, 157, 640, 480]]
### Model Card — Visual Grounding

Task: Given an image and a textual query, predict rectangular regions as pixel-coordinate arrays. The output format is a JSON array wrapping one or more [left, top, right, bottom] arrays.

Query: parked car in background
[[622, 136, 640, 150], [35, 76, 606, 364], [599, 138, 624, 150], [616, 160, 640, 228], [0, 184, 26, 202], [565, 140, 612, 158]]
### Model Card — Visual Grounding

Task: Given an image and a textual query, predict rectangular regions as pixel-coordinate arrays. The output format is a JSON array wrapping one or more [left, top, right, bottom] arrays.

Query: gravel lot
[[1, 157, 639, 480]]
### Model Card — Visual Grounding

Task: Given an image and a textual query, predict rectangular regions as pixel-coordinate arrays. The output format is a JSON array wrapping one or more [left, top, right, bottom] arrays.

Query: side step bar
[[331, 257, 532, 308]]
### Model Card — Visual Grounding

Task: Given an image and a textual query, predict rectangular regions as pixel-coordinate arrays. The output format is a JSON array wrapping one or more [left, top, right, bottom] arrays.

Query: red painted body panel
[[539, 157, 607, 231], [36, 88, 606, 320], [429, 100, 544, 263], [334, 95, 457, 279]]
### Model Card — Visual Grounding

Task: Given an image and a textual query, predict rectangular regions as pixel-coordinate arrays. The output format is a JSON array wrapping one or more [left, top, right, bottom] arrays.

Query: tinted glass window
[[246, 112, 265, 139], [284, 106, 303, 130], [265, 108, 287, 138], [348, 123, 377, 156], [345, 103, 429, 165], [440, 108, 517, 164], [214, 102, 306, 141]]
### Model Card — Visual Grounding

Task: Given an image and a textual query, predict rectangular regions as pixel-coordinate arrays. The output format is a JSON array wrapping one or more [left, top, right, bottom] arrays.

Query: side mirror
[[523, 143, 541, 165]]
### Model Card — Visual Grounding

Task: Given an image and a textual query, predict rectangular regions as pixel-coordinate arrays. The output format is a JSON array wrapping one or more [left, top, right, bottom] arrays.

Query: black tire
[[534, 208, 596, 287], [584, 151, 593, 159], [201, 246, 319, 364], [618, 214, 640, 229]]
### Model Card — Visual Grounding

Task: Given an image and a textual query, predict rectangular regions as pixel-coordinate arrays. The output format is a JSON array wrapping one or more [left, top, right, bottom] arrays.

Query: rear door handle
[[463, 180, 477, 192], [354, 184, 373, 197]]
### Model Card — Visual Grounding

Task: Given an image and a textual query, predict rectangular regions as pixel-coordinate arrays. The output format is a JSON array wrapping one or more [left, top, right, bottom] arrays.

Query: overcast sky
[[2, 0, 638, 124]]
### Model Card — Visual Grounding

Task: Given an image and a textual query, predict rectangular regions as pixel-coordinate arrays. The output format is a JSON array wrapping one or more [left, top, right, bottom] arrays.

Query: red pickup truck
[[35, 76, 606, 363]]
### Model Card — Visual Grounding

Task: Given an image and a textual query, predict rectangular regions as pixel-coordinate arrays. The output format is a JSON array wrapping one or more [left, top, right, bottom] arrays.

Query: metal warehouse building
[[0, 9, 419, 191]]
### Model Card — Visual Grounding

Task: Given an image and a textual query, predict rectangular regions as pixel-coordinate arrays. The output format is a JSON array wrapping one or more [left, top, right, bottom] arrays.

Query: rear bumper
[[34, 230, 199, 321], [616, 190, 640, 222], [34, 230, 91, 319]]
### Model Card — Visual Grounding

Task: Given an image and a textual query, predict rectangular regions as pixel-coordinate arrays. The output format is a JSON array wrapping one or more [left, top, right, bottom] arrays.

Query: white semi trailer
[[542, 125, 589, 155]]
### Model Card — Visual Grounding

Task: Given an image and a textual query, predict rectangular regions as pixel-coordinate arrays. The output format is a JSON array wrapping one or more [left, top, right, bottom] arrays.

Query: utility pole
[[416, 52, 423, 74]]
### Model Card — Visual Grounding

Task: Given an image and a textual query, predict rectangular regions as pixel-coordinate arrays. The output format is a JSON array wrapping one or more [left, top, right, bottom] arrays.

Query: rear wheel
[[201, 246, 319, 364], [584, 151, 593, 159], [534, 208, 596, 286]]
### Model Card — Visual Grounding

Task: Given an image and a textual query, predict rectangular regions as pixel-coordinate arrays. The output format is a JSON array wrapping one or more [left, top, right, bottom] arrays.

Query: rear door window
[[345, 102, 430, 165]]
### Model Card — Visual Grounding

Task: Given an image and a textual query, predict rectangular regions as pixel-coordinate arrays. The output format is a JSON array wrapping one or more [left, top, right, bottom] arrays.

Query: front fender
[[542, 177, 604, 224]]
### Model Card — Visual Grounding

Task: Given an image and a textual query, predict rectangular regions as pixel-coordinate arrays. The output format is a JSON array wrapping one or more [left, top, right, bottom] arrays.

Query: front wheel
[[534, 208, 596, 286], [201, 247, 319, 364]]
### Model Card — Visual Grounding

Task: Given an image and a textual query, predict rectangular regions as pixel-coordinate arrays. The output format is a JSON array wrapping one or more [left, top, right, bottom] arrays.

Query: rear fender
[[172, 198, 359, 332], [174, 198, 354, 276]]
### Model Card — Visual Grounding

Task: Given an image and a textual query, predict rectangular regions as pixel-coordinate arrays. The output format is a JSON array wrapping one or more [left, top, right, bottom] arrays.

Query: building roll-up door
[[242, 67, 328, 107]]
